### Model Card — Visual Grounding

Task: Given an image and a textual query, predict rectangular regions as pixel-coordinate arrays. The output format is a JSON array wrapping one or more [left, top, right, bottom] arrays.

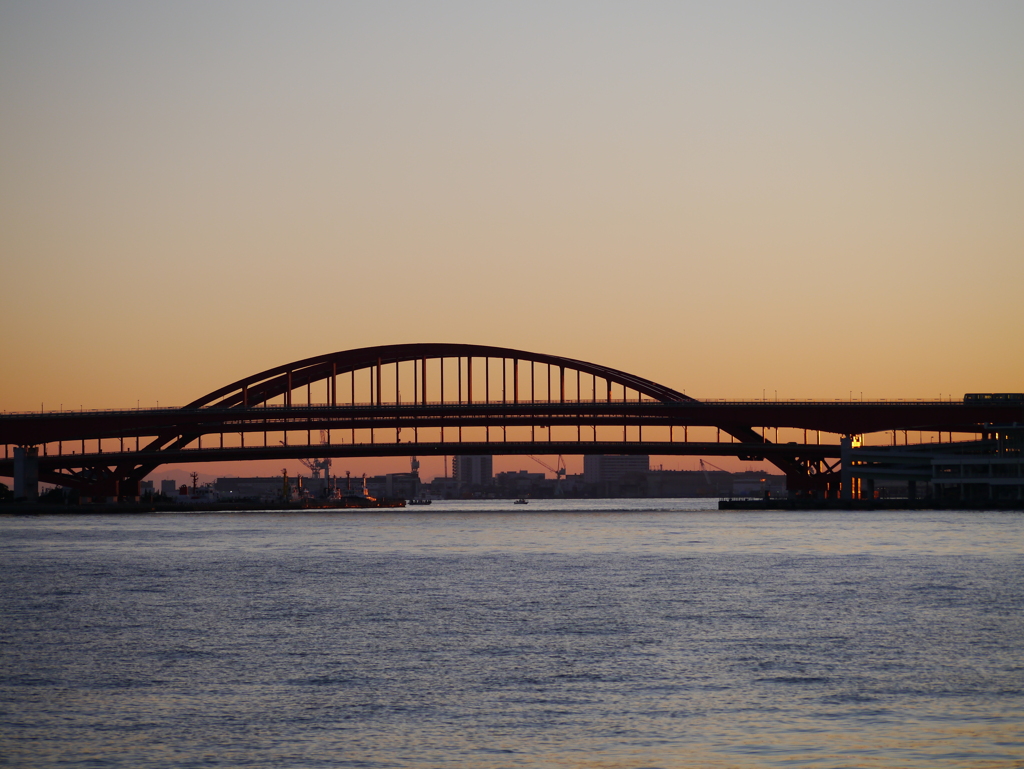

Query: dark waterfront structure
[[1, 343, 1021, 503], [847, 424, 1024, 504]]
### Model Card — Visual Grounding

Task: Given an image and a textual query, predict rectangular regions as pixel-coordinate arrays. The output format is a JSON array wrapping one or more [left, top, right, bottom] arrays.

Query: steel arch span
[[184, 343, 698, 409], [6, 342, 898, 498], [119, 342, 722, 488]]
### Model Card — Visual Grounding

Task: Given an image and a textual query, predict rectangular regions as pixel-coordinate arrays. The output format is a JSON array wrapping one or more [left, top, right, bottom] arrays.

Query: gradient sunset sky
[[2, 2, 1022, 479]]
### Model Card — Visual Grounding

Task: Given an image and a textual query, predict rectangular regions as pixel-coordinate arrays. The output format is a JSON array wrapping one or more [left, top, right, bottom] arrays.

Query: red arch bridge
[[2, 343, 1020, 501]]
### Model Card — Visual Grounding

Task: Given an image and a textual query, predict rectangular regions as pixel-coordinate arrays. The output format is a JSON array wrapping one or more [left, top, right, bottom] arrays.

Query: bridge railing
[[0, 399, 964, 417]]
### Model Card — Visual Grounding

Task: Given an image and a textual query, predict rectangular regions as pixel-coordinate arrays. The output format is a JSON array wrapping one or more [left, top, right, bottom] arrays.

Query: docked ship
[[337, 472, 405, 508]]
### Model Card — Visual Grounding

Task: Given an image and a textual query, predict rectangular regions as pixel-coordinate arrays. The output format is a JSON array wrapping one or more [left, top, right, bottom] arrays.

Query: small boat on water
[[514, 498, 528, 505], [408, 498, 432, 506]]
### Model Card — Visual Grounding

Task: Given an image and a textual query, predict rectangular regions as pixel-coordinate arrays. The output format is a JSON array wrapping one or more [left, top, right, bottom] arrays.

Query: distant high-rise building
[[160, 479, 177, 496], [584, 455, 649, 485], [453, 455, 493, 486]]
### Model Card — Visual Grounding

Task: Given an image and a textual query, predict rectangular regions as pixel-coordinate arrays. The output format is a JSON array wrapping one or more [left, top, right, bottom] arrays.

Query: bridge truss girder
[[3, 343, 1018, 499], [26, 441, 842, 495]]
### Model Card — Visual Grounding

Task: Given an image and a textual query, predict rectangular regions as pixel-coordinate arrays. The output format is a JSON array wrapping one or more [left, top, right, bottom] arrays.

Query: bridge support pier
[[13, 446, 39, 501], [82, 481, 118, 504], [118, 478, 140, 503]]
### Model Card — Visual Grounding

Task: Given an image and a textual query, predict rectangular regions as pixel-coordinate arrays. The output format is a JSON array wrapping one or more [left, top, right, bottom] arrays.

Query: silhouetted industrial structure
[[2, 344, 1020, 503]]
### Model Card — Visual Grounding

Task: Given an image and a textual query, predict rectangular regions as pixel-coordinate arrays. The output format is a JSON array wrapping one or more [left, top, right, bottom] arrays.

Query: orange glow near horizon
[[2, 3, 1022, 486]]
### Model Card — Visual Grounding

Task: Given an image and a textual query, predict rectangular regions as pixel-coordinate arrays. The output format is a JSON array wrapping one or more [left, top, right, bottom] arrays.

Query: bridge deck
[[2, 400, 1017, 446]]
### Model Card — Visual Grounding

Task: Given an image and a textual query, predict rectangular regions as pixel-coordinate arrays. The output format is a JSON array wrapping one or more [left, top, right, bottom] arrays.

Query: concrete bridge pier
[[13, 446, 39, 501]]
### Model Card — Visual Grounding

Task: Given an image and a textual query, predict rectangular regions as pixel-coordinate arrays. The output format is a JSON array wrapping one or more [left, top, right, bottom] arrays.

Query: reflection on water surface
[[2, 505, 1022, 768]]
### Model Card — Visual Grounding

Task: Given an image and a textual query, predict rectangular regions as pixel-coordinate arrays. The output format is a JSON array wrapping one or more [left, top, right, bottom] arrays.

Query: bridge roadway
[[2, 399, 1017, 499], [1, 399, 1015, 447], [0, 440, 843, 478]]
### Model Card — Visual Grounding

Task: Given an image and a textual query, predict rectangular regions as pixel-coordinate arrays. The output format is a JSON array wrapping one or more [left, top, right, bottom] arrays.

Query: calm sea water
[[2, 501, 1023, 768]]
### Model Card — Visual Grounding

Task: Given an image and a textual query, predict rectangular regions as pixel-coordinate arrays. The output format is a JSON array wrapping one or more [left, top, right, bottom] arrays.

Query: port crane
[[297, 431, 333, 496], [528, 455, 567, 495], [298, 456, 331, 478], [699, 458, 729, 495]]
